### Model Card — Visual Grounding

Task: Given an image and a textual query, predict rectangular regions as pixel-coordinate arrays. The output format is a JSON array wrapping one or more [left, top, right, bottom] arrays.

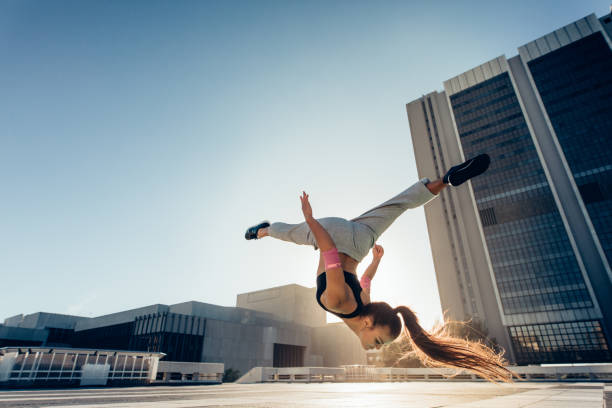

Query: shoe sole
[[245, 221, 270, 240], [448, 154, 490, 186]]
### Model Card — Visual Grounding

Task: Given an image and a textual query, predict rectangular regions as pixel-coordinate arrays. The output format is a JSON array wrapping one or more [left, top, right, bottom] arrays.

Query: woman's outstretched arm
[[301, 192, 346, 305], [300, 191, 336, 251], [361, 244, 383, 294]]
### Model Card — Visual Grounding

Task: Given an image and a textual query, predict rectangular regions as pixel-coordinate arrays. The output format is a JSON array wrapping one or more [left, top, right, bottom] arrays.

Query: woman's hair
[[361, 301, 516, 383]]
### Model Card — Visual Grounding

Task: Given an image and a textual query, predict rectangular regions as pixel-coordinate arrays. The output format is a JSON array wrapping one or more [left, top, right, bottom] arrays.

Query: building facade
[[2, 284, 366, 376], [407, 13, 612, 365]]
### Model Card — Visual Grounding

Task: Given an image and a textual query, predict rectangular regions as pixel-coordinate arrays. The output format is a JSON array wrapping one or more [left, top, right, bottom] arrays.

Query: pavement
[[0, 382, 606, 408]]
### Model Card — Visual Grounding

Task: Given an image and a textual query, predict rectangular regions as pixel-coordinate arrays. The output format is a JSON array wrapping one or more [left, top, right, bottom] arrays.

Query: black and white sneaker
[[244, 221, 270, 240], [443, 154, 490, 186]]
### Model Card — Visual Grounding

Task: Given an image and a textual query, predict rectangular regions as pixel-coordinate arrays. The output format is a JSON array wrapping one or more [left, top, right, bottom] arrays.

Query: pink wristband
[[322, 248, 341, 270], [360, 275, 372, 290]]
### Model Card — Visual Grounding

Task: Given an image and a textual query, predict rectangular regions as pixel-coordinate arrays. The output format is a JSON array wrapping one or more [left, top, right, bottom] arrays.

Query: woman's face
[[358, 322, 394, 350]]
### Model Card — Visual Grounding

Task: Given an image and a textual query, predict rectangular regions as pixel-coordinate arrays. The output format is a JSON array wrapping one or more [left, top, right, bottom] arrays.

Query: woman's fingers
[[372, 244, 384, 258], [300, 192, 312, 215]]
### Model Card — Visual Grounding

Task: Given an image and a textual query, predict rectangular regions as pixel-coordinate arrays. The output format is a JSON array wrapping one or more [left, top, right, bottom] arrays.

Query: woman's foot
[[443, 154, 490, 186], [425, 179, 447, 195], [244, 221, 270, 240]]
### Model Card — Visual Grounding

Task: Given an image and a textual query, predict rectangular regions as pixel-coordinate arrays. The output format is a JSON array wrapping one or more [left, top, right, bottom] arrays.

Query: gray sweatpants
[[268, 178, 436, 263]]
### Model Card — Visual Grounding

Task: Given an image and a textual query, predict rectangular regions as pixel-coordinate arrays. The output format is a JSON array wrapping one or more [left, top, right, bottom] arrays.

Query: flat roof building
[[2, 284, 366, 376], [406, 12, 612, 365]]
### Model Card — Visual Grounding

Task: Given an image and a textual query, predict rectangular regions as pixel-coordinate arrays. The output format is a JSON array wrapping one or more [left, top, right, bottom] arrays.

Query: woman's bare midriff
[[339, 253, 359, 274]]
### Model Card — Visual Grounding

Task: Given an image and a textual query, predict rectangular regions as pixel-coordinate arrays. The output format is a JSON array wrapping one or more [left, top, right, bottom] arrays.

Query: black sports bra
[[315, 271, 364, 319]]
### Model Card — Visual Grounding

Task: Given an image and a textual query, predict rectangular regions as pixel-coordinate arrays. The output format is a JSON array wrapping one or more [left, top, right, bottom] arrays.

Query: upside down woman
[[245, 154, 515, 382]]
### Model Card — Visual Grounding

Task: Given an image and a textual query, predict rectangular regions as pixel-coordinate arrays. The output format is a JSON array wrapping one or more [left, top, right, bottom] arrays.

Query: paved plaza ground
[[0, 382, 606, 408]]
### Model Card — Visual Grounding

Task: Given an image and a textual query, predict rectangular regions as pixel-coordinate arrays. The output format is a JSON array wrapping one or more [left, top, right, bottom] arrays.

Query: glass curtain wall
[[449, 72, 610, 363], [527, 32, 612, 267]]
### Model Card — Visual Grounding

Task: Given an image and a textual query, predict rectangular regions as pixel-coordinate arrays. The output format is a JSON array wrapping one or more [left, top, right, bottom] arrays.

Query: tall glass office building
[[407, 13, 612, 364]]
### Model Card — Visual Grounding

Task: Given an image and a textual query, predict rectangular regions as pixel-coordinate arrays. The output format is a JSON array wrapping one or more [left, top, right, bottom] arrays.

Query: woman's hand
[[300, 191, 313, 221], [372, 244, 384, 260]]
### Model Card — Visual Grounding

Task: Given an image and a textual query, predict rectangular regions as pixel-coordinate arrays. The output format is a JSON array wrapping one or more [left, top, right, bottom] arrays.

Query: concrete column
[[0, 352, 18, 382]]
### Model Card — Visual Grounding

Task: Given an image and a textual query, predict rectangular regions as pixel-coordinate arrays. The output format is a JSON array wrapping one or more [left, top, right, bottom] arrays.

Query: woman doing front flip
[[245, 154, 514, 382]]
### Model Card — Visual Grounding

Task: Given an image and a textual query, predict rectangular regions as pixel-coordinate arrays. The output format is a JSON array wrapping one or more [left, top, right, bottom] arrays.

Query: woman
[[245, 154, 514, 382]]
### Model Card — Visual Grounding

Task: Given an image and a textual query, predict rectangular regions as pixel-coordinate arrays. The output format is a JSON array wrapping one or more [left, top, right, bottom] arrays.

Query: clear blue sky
[[1, 0, 608, 328]]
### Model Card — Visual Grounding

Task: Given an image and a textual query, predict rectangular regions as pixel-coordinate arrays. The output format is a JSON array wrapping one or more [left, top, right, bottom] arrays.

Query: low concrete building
[[1, 313, 87, 348], [2, 284, 366, 377], [0, 325, 48, 348], [310, 323, 367, 368], [236, 284, 326, 327]]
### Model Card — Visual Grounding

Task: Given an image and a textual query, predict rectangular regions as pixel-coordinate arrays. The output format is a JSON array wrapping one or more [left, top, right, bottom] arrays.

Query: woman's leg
[[260, 221, 317, 247], [260, 217, 367, 261], [258, 154, 486, 251], [351, 154, 488, 238], [257, 180, 447, 255], [350, 178, 444, 240]]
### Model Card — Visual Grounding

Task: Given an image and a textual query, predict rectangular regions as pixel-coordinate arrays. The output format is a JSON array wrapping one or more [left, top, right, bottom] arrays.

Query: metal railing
[[236, 367, 345, 383], [238, 364, 612, 383], [0, 347, 164, 387]]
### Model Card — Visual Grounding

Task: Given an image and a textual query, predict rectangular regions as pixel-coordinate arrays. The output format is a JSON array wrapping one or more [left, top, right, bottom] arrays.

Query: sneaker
[[443, 154, 490, 186], [244, 221, 270, 240]]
